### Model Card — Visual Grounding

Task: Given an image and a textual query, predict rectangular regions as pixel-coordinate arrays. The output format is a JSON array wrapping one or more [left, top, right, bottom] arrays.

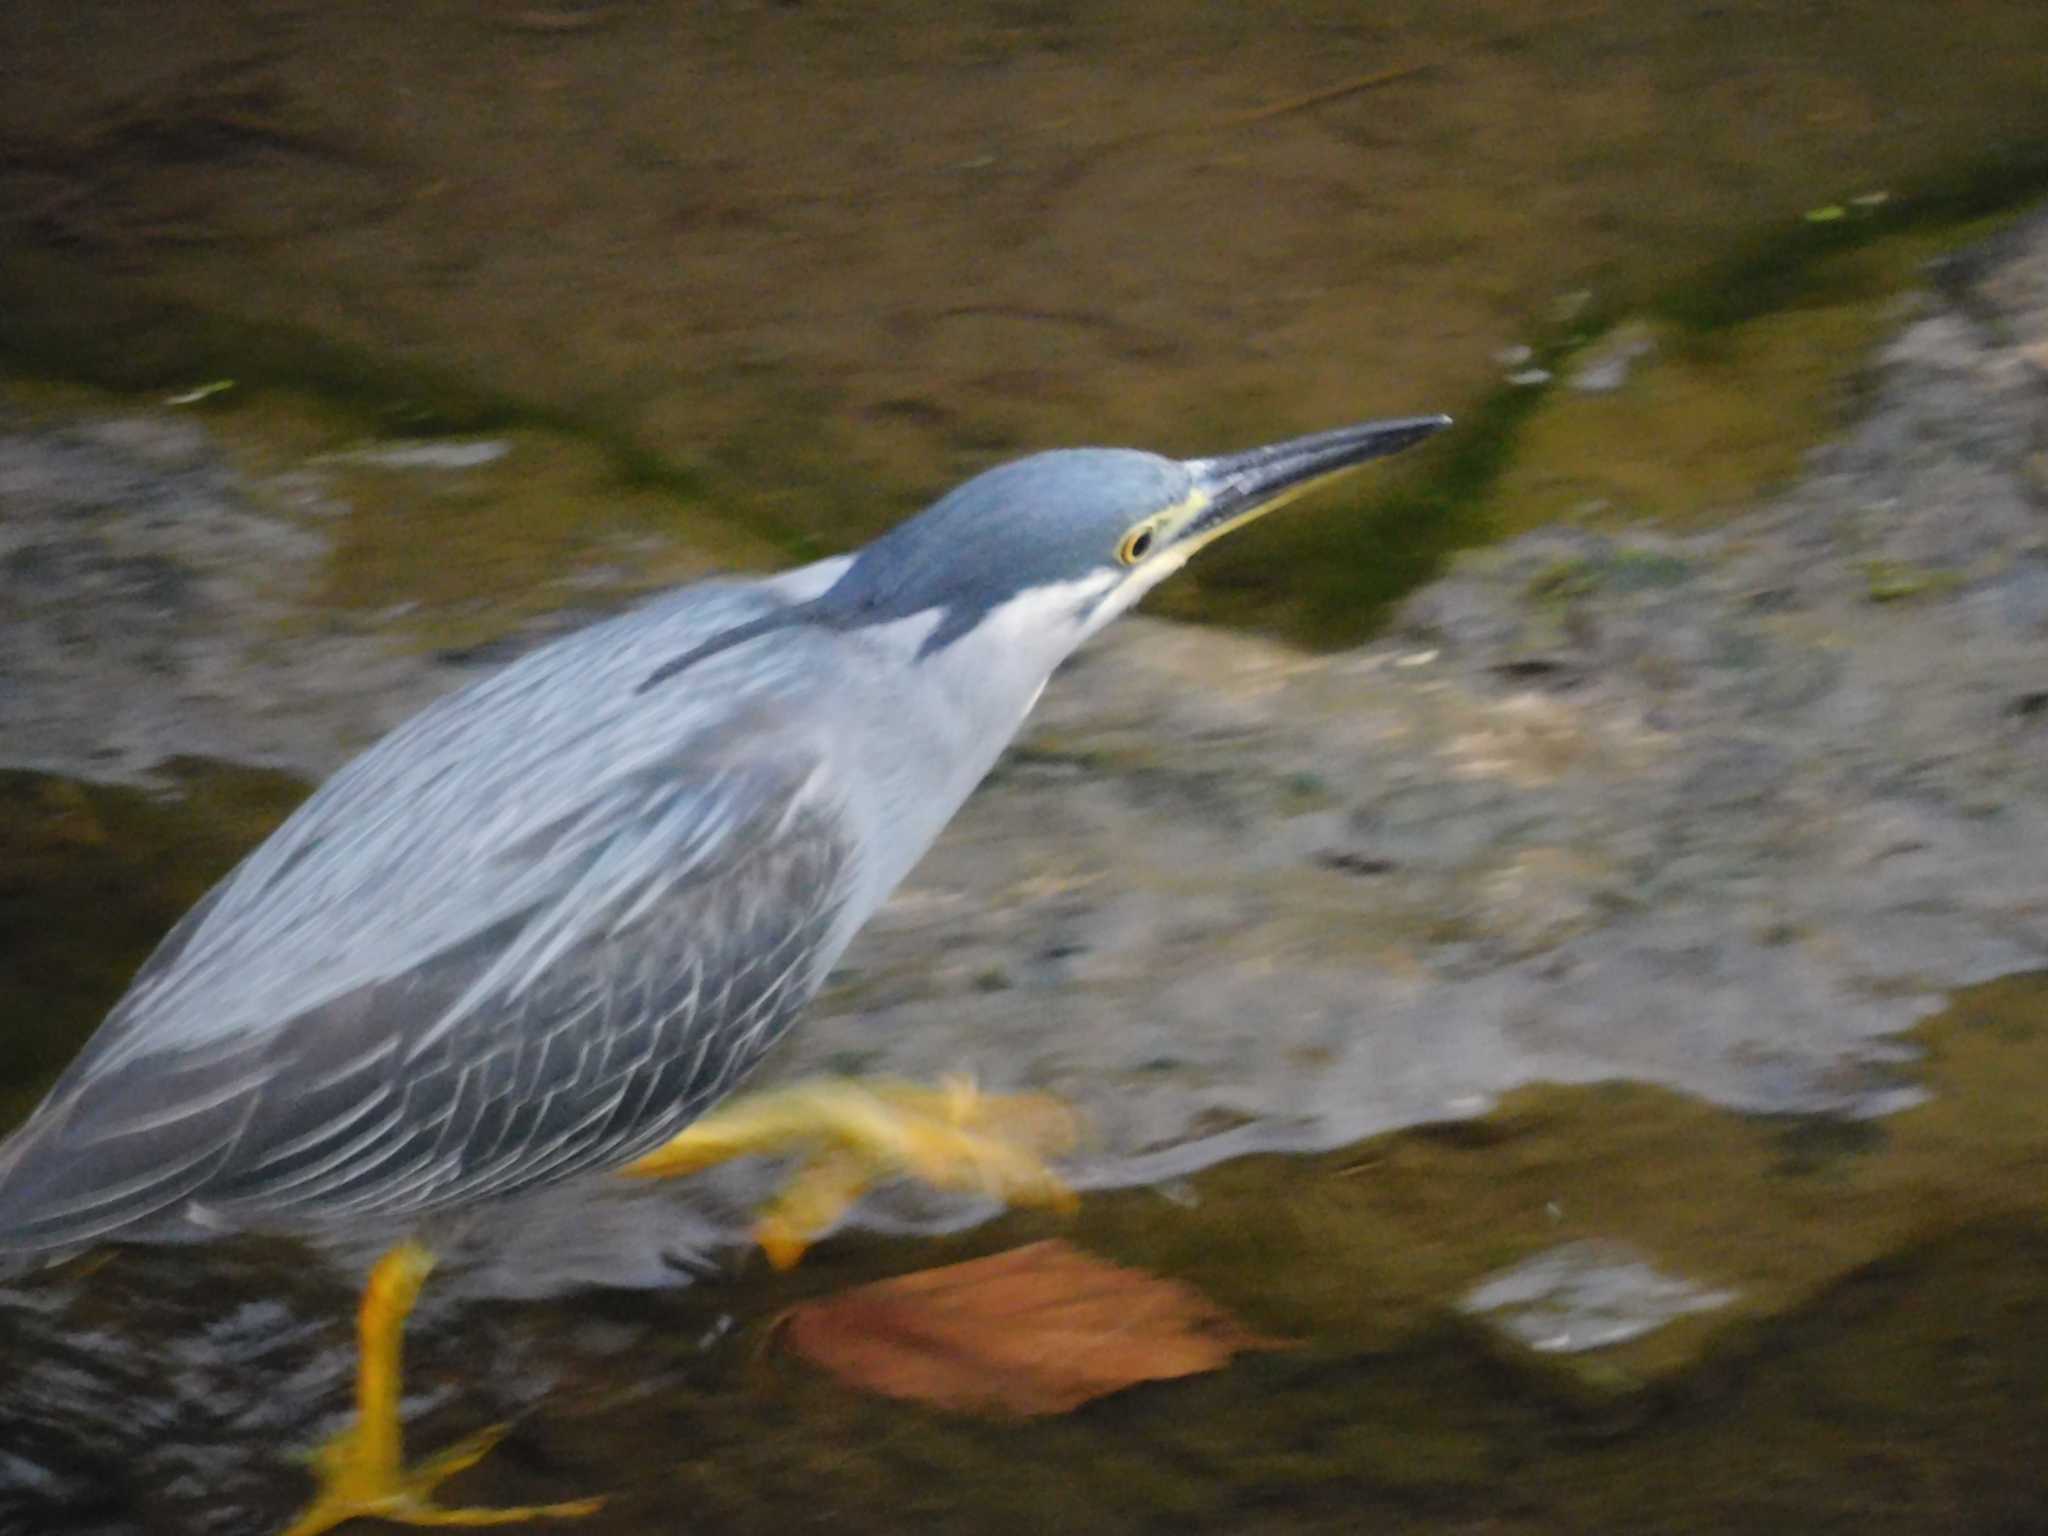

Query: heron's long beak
[[1165, 414, 1451, 558]]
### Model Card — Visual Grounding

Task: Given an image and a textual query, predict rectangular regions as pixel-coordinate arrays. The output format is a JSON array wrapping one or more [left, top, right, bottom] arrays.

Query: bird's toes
[[281, 1420, 602, 1535]]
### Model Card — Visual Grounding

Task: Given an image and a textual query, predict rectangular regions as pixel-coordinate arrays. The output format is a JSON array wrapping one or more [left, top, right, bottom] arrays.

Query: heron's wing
[[0, 574, 864, 1252], [201, 757, 856, 1228], [91, 578, 833, 1070], [0, 752, 855, 1251]]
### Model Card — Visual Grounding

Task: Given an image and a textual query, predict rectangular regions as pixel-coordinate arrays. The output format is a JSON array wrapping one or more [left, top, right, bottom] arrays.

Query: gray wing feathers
[[197, 769, 851, 1228], [91, 584, 810, 1073], [0, 1034, 268, 1251], [0, 574, 861, 1254]]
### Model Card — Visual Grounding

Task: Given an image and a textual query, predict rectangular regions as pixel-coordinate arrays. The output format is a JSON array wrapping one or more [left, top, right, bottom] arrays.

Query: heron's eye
[[1117, 523, 1158, 565]]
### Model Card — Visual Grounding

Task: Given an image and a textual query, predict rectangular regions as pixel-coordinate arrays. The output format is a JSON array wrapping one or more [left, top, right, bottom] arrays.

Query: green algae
[[1154, 371, 1541, 644], [6, 32, 2048, 660], [1162, 197, 2048, 648], [1471, 138, 2048, 547], [0, 374, 791, 657], [1862, 558, 1964, 604], [0, 253, 821, 599], [1657, 144, 2048, 336], [7, 178, 2048, 664], [0, 249, 531, 439], [303, 428, 781, 653]]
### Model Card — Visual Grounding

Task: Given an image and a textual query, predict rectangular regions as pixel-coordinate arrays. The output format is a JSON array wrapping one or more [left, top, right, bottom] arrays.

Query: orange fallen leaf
[[777, 1239, 1289, 1416]]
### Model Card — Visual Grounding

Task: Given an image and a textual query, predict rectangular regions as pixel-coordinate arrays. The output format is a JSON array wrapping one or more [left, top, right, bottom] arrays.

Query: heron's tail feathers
[[0, 1053, 256, 1260]]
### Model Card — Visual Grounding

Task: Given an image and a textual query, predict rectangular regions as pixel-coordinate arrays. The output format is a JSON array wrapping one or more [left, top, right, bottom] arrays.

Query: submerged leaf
[[778, 1240, 1287, 1416]]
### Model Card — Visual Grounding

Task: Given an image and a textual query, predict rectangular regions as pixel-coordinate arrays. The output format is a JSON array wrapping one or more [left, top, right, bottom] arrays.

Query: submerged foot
[[281, 1241, 602, 1535], [281, 1419, 603, 1535], [620, 1075, 1082, 1267]]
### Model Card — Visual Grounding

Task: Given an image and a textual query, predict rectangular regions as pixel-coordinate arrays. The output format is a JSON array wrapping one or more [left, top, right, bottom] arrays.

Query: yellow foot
[[620, 1076, 1082, 1268], [281, 1240, 603, 1535], [281, 1419, 603, 1535]]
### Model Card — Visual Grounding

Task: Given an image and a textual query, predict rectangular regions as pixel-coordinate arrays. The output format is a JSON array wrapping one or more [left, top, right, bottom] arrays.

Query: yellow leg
[[620, 1076, 1081, 1269], [280, 1241, 604, 1536]]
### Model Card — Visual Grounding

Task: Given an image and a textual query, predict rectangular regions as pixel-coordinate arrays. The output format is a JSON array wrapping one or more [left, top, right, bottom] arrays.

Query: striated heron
[[0, 413, 1448, 1531]]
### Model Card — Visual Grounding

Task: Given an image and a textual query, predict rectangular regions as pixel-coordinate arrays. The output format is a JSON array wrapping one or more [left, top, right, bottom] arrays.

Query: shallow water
[[4, 762, 2046, 1529], [5, 3, 2048, 1530], [4, 977, 2047, 1534]]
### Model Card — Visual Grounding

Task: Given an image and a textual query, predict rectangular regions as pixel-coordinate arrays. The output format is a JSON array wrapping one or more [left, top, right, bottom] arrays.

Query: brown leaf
[[777, 1240, 1288, 1416]]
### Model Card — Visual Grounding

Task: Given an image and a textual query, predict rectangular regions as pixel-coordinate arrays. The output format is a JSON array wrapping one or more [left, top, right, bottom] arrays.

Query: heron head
[[637, 414, 1452, 694], [819, 414, 1451, 659]]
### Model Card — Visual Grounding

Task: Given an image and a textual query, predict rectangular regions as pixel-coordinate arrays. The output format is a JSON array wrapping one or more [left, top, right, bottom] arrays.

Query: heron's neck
[[824, 572, 1117, 904], [928, 571, 1121, 738]]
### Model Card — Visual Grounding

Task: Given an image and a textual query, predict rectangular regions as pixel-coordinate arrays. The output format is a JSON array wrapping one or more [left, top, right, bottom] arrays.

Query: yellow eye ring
[[1117, 522, 1159, 565]]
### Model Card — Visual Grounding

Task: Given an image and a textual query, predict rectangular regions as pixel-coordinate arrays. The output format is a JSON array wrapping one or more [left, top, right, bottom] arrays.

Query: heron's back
[[0, 564, 872, 1257]]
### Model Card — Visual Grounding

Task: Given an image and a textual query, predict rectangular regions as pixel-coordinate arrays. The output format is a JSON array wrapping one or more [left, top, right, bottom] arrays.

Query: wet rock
[[0, 414, 476, 785], [1459, 1240, 1737, 1353]]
